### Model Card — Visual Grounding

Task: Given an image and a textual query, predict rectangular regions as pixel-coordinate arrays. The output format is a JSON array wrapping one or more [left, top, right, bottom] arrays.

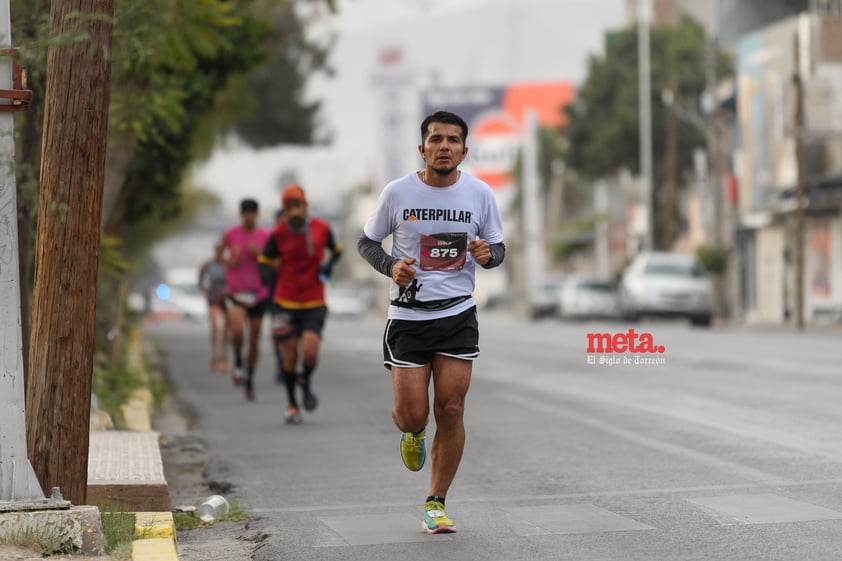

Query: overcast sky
[[192, 0, 625, 215]]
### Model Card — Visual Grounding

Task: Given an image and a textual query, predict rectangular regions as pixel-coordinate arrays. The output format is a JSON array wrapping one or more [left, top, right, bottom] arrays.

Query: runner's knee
[[433, 397, 464, 425], [393, 404, 428, 433]]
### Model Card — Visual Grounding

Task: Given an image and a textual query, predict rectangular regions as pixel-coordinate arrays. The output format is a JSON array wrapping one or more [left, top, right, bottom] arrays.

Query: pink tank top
[[223, 225, 270, 303]]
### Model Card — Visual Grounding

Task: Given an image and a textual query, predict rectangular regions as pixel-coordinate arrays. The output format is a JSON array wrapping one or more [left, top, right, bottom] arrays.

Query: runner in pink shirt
[[216, 198, 271, 401]]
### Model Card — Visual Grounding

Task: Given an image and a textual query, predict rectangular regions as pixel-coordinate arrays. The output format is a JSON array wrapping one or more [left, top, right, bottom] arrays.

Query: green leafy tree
[[11, 0, 337, 368], [560, 16, 732, 246], [10, 0, 335, 506], [103, 0, 269, 237], [232, 1, 336, 147]]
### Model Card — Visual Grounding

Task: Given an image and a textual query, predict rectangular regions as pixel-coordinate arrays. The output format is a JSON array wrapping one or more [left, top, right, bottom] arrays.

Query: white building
[[733, 12, 842, 324]]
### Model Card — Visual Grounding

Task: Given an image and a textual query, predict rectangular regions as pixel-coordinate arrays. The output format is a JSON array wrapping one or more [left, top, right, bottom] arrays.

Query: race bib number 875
[[420, 232, 468, 271]]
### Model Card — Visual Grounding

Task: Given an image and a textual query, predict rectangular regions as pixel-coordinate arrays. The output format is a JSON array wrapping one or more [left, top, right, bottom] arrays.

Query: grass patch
[[225, 500, 248, 522], [173, 499, 248, 531], [91, 328, 170, 430], [145, 349, 170, 412], [172, 510, 206, 531], [109, 540, 134, 561], [91, 363, 144, 430], [99, 505, 136, 560]]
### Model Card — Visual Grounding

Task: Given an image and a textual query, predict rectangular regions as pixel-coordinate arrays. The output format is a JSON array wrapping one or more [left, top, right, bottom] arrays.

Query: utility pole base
[[0, 459, 69, 512]]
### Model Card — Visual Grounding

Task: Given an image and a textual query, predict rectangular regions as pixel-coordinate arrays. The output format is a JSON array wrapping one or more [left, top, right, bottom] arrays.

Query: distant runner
[[218, 198, 271, 401], [260, 184, 342, 424], [198, 248, 229, 372]]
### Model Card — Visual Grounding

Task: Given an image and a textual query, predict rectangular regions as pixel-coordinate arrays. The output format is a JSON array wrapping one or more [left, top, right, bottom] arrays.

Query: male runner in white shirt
[[358, 110, 505, 534]]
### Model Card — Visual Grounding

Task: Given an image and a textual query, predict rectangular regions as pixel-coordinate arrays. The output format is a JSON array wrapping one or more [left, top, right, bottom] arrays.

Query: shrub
[[696, 244, 728, 275]]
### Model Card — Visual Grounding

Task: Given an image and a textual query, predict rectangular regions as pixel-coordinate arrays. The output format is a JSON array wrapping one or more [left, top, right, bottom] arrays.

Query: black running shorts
[[225, 295, 268, 318], [382, 306, 479, 370], [271, 304, 328, 340]]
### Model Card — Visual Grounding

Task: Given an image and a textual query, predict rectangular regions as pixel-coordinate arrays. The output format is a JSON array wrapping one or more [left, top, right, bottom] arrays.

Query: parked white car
[[558, 278, 619, 320], [618, 252, 713, 327], [529, 279, 567, 319]]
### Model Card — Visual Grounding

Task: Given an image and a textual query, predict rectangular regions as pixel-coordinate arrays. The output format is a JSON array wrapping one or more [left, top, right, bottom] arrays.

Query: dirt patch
[[155, 397, 213, 509], [0, 544, 116, 561]]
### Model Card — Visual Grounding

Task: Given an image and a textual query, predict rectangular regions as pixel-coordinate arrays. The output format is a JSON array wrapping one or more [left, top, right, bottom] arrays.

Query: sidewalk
[[87, 430, 177, 561], [86, 328, 179, 561]]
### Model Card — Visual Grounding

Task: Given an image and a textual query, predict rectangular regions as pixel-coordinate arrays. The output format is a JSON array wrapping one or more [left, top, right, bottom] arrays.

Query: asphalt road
[[147, 311, 842, 561]]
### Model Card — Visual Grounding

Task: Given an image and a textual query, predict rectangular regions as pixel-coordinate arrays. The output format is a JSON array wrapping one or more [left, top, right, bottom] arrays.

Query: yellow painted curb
[[131, 537, 178, 561], [127, 332, 178, 560], [122, 399, 153, 431], [135, 512, 175, 540], [122, 386, 154, 431], [131, 388, 155, 416]]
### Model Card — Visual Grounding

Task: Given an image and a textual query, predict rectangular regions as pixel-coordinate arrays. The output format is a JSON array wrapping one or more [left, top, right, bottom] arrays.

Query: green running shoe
[[400, 429, 426, 471], [422, 497, 455, 534]]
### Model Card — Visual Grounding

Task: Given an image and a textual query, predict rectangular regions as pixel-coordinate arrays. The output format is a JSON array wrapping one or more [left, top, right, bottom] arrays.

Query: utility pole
[[0, 0, 51, 509], [706, 36, 723, 247], [522, 109, 545, 304], [26, 0, 115, 505], [792, 32, 806, 330], [704, 28, 729, 321], [663, 77, 679, 250], [594, 179, 610, 278], [637, 0, 654, 251]]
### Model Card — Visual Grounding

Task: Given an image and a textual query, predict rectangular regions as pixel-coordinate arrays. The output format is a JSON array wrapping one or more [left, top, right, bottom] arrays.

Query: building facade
[[733, 12, 842, 324]]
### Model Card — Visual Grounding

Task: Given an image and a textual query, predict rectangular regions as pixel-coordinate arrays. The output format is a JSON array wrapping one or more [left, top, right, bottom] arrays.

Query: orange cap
[[282, 184, 306, 206]]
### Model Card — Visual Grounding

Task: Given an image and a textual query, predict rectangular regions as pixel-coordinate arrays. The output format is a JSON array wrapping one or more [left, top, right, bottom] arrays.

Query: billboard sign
[[420, 82, 575, 206]]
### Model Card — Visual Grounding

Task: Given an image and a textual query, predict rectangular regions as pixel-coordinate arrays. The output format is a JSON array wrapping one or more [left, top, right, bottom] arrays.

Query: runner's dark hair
[[420, 111, 468, 144], [240, 198, 259, 213]]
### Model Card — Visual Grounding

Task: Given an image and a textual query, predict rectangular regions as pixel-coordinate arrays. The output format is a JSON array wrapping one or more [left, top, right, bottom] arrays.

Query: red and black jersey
[[260, 217, 340, 308]]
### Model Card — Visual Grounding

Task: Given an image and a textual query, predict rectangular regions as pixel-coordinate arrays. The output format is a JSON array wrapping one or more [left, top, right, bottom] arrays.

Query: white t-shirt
[[363, 170, 505, 320]]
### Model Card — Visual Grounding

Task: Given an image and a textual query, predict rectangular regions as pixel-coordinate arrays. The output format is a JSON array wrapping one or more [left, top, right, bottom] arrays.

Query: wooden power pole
[[25, 0, 114, 505]]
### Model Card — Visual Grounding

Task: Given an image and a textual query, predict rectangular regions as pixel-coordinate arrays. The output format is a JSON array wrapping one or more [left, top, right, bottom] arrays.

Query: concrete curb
[[126, 329, 180, 561], [132, 512, 178, 561]]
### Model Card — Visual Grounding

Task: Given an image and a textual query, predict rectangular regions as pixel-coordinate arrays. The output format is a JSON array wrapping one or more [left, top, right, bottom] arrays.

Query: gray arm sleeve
[[481, 242, 506, 269], [357, 234, 398, 278]]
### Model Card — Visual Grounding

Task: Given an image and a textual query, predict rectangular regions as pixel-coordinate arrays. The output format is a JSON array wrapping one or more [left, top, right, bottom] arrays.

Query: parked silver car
[[618, 252, 713, 327]]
